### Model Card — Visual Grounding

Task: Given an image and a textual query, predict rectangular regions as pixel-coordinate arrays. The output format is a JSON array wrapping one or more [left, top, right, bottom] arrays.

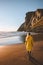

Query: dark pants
[[27, 51, 31, 60]]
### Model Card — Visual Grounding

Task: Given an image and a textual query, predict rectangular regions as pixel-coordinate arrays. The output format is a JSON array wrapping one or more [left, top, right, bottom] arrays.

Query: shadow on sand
[[30, 56, 43, 65]]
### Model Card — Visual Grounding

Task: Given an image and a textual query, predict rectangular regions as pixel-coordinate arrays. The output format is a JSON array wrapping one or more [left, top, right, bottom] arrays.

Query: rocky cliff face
[[18, 9, 43, 32]]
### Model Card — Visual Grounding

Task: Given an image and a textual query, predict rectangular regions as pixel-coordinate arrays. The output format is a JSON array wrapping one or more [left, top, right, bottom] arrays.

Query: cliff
[[18, 9, 43, 32]]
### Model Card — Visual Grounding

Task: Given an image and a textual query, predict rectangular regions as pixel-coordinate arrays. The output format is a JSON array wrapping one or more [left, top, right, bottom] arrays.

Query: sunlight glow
[[0, 46, 5, 48], [0, 27, 17, 32]]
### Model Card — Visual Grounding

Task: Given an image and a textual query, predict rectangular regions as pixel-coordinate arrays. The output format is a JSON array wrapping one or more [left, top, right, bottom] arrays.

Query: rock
[[18, 9, 43, 32]]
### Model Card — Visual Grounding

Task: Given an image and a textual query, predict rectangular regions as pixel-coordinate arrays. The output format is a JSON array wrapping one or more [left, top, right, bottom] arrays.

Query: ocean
[[0, 32, 37, 45]]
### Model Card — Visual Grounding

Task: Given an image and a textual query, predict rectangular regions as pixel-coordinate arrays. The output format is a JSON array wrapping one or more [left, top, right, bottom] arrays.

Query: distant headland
[[18, 9, 43, 33]]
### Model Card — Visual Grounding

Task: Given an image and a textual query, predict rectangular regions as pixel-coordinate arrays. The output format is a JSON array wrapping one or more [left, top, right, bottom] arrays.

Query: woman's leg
[[27, 51, 31, 60]]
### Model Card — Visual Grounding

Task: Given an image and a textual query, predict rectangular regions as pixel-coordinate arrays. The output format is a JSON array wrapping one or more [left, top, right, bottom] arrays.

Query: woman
[[25, 32, 33, 60]]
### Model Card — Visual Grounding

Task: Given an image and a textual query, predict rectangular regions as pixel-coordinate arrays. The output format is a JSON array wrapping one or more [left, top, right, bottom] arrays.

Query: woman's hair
[[27, 32, 31, 36], [29, 32, 31, 35]]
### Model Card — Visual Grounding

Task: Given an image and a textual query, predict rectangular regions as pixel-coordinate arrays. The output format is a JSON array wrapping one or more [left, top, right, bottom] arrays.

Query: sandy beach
[[0, 40, 43, 65]]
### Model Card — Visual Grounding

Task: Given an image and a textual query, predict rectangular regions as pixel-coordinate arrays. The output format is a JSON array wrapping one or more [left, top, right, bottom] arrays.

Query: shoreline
[[0, 40, 43, 65]]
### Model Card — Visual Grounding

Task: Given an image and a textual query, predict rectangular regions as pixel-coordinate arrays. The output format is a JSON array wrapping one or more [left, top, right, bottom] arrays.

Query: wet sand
[[0, 41, 43, 65]]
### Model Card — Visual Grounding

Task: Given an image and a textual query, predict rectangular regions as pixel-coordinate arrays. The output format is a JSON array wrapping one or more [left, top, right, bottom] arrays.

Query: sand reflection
[[0, 45, 13, 61]]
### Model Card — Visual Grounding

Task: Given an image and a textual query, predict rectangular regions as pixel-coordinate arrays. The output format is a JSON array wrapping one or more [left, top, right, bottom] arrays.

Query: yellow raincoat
[[25, 35, 33, 52]]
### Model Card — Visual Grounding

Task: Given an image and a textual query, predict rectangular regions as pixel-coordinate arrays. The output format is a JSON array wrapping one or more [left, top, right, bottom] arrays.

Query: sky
[[0, 0, 43, 32]]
